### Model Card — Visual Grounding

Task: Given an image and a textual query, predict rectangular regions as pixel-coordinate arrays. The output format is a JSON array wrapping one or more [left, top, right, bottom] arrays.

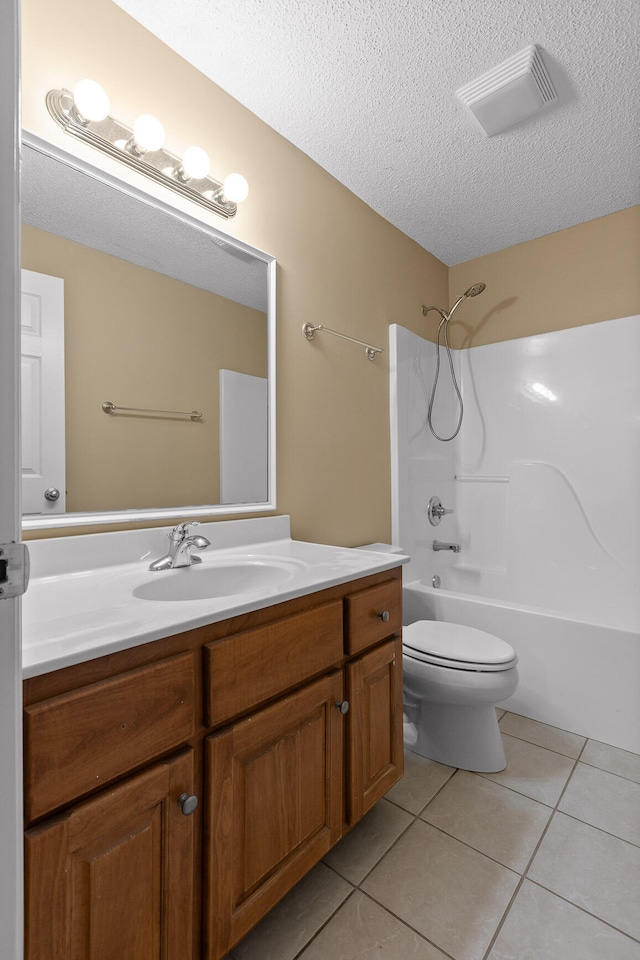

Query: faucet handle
[[169, 521, 200, 540], [427, 496, 454, 526]]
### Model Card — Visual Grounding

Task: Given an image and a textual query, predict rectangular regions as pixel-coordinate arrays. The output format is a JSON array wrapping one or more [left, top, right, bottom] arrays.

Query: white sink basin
[[132, 557, 306, 602]]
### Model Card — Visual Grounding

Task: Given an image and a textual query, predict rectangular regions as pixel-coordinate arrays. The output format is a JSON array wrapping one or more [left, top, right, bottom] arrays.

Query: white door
[[0, 0, 24, 957], [21, 269, 66, 514], [219, 369, 268, 503]]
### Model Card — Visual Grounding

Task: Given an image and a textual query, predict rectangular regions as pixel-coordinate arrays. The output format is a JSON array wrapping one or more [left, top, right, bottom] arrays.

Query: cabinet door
[[346, 637, 404, 824], [204, 672, 344, 960], [25, 749, 196, 960]]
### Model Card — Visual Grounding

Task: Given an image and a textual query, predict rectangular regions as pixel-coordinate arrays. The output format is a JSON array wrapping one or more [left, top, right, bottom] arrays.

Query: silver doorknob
[[377, 610, 390, 622], [336, 700, 350, 715], [177, 793, 198, 816], [44, 487, 60, 502]]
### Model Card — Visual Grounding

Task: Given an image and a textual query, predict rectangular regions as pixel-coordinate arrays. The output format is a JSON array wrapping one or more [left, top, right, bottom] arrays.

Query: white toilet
[[402, 620, 518, 772]]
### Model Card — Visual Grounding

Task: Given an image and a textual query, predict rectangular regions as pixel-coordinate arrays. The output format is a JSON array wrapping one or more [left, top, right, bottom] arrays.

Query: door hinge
[[0, 542, 30, 599]]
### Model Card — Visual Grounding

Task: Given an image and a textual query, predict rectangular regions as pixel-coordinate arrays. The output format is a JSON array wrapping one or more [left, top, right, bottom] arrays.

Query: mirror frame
[[21, 132, 276, 531]]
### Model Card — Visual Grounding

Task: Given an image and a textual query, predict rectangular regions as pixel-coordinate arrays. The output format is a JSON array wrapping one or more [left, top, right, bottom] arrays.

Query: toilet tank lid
[[403, 620, 516, 665]]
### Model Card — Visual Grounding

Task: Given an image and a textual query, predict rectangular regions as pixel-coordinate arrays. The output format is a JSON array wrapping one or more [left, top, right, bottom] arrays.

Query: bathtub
[[403, 578, 640, 755]]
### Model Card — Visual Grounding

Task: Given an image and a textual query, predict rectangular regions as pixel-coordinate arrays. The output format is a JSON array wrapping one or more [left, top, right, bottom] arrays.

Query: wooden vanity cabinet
[[23, 568, 403, 960]]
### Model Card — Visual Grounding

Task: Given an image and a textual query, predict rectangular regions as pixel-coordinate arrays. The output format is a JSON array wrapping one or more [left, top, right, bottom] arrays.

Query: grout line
[[479, 874, 527, 960], [472, 768, 563, 807], [525, 878, 640, 946], [383, 763, 458, 818], [576, 758, 640, 788], [550, 808, 640, 850], [355, 802, 420, 885], [479, 752, 582, 960], [352, 889, 459, 960], [551, 748, 585, 809], [288, 887, 359, 960], [496, 729, 586, 760], [499, 709, 588, 741]]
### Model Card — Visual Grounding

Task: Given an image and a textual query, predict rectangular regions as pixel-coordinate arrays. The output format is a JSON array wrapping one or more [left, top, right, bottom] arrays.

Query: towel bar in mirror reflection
[[102, 402, 203, 421]]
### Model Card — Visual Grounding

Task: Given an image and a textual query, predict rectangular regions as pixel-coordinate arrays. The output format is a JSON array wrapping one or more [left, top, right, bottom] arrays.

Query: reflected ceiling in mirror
[[21, 134, 276, 531]]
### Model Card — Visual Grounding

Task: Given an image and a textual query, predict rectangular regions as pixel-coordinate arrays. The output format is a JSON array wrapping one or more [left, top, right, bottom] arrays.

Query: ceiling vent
[[456, 45, 557, 137]]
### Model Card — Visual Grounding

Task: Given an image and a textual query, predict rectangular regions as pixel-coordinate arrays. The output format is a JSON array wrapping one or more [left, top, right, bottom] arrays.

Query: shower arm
[[421, 305, 448, 322]]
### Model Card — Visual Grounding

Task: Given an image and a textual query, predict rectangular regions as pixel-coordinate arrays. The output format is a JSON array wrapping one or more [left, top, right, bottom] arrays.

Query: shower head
[[447, 281, 486, 321], [421, 282, 486, 323]]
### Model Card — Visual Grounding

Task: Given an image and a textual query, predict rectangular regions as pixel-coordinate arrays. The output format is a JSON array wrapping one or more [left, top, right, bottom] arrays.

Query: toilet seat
[[403, 620, 517, 673]]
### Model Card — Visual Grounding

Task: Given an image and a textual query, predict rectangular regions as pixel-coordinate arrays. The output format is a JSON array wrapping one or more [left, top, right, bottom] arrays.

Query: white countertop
[[23, 516, 408, 678]]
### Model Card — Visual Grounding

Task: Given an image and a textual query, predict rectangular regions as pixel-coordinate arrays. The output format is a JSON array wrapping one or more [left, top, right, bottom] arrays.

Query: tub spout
[[433, 540, 461, 553]]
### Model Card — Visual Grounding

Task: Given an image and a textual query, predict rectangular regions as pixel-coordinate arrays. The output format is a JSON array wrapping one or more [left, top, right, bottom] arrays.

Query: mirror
[[20, 134, 276, 531]]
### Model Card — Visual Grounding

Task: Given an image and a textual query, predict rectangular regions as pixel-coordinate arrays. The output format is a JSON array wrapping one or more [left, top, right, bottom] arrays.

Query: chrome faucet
[[148, 521, 211, 571], [432, 540, 461, 553]]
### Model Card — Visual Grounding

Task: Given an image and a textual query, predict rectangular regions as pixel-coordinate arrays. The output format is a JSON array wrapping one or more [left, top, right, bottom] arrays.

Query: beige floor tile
[[499, 712, 586, 758], [480, 734, 575, 805], [228, 862, 353, 960], [488, 880, 640, 960], [582, 739, 640, 784], [323, 798, 413, 884], [421, 770, 552, 872], [362, 820, 519, 960], [559, 762, 640, 846], [297, 891, 449, 960], [528, 812, 640, 941], [384, 749, 456, 815]]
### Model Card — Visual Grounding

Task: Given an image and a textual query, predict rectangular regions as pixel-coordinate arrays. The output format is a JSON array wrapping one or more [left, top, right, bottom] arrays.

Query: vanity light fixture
[[46, 81, 249, 219]]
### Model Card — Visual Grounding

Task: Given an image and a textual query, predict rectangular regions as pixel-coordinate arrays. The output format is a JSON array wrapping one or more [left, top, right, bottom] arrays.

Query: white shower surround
[[390, 315, 640, 753]]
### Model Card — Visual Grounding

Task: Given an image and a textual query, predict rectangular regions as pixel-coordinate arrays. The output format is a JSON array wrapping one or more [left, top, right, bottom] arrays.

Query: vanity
[[22, 518, 406, 959]]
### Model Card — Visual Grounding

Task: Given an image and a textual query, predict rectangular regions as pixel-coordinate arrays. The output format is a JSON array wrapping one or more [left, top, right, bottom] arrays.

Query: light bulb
[[72, 79, 110, 122], [222, 173, 249, 204], [132, 114, 165, 153], [180, 146, 210, 180]]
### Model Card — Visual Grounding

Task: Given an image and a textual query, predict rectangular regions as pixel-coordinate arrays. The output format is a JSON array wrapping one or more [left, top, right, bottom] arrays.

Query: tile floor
[[225, 711, 640, 960]]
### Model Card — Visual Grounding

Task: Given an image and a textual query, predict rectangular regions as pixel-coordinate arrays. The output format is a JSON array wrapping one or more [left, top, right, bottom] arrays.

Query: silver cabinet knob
[[177, 792, 198, 816], [44, 487, 61, 502], [335, 700, 350, 715], [377, 610, 390, 622]]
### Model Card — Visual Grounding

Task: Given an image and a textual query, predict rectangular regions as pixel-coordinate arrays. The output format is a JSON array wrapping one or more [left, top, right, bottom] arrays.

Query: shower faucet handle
[[427, 496, 453, 526]]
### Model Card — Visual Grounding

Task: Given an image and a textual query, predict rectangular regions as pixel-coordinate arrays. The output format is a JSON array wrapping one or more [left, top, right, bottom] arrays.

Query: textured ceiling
[[115, 0, 639, 265], [22, 144, 268, 311]]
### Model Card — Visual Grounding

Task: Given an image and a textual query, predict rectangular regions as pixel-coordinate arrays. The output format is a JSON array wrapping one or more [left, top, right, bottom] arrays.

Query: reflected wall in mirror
[[20, 134, 276, 531]]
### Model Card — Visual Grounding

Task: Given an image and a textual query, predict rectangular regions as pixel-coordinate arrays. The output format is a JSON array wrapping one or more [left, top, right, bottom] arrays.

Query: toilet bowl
[[402, 620, 518, 773]]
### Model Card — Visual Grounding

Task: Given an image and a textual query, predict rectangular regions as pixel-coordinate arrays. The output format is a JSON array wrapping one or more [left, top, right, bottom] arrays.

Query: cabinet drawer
[[204, 601, 343, 728], [24, 651, 196, 822], [344, 579, 402, 655]]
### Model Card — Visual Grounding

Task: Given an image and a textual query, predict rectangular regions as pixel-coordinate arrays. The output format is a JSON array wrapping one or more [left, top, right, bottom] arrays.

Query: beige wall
[[21, 0, 638, 544], [446, 206, 640, 349], [21, 0, 448, 545], [22, 225, 267, 512]]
